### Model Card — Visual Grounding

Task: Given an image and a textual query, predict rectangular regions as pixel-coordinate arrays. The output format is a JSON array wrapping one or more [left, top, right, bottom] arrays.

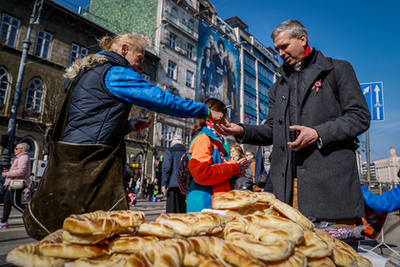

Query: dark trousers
[[1, 186, 25, 223], [166, 187, 186, 213]]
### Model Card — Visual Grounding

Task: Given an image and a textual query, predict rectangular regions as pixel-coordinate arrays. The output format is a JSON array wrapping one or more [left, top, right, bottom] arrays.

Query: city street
[[0, 197, 399, 266]]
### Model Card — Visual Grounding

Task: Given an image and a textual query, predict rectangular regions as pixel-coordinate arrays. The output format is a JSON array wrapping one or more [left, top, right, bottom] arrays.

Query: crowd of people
[[0, 19, 397, 245]]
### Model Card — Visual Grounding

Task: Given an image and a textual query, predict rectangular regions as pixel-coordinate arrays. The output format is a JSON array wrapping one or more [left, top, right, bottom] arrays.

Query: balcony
[[163, 10, 198, 39]]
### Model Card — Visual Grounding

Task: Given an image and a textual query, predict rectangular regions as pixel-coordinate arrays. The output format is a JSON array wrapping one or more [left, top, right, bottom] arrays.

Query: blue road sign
[[361, 82, 384, 121]]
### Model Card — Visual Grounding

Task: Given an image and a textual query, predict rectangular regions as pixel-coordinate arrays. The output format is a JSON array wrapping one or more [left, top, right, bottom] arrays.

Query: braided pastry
[[268, 198, 315, 230], [226, 203, 279, 217], [63, 211, 119, 235], [213, 190, 260, 209], [6, 243, 71, 267], [109, 235, 159, 253], [39, 230, 107, 259], [296, 229, 333, 258], [70, 253, 128, 267], [263, 248, 307, 267]]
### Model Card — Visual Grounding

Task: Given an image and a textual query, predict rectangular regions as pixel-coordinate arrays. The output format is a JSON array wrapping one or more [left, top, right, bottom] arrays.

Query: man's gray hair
[[18, 142, 30, 152], [270, 20, 308, 41]]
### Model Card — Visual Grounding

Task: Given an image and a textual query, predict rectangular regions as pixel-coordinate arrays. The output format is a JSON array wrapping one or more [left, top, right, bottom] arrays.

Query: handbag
[[9, 179, 24, 190], [22, 75, 128, 241]]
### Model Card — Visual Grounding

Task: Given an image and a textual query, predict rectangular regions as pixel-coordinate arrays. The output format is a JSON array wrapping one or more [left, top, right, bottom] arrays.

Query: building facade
[[0, 0, 159, 182]]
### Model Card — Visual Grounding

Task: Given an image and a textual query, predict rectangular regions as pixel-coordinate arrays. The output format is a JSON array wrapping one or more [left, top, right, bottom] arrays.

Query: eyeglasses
[[14, 147, 21, 150], [245, 154, 251, 156]]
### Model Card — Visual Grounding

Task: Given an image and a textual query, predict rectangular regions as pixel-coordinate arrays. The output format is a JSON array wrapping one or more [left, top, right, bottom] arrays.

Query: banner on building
[[196, 20, 240, 122]]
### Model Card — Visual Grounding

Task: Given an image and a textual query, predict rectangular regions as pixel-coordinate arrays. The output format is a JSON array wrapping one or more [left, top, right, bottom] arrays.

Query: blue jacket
[[362, 184, 400, 214], [63, 51, 209, 147], [161, 144, 186, 188]]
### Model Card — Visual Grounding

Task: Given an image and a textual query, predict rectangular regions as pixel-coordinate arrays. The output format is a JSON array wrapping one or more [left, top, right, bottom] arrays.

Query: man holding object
[[215, 20, 370, 225]]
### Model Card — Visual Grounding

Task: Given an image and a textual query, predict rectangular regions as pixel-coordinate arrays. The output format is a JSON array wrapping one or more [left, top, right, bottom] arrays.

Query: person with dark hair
[[200, 46, 215, 101], [186, 98, 249, 213], [214, 20, 370, 228], [162, 135, 187, 213], [212, 39, 228, 96], [1, 142, 31, 229]]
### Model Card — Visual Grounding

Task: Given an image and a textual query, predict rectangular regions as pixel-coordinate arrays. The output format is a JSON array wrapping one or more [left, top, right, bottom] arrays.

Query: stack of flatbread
[[7, 190, 372, 266]]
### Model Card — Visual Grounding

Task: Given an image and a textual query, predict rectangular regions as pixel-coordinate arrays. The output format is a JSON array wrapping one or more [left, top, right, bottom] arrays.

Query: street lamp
[[0, 0, 44, 169]]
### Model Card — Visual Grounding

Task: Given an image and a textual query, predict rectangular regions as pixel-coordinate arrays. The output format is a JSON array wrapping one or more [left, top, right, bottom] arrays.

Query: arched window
[[25, 78, 44, 113], [0, 67, 10, 105], [170, 9, 178, 24]]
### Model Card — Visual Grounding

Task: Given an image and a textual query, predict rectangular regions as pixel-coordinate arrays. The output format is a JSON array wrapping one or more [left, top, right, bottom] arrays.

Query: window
[[244, 72, 256, 89], [161, 124, 176, 147], [142, 73, 151, 82], [69, 43, 88, 65], [0, 14, 20, 47], [167, 61, 176, 79], [244, 114, 257, 125], [0, 67, 10, 104], [169, 32, 176, 49], [187, 44, 193, 59], [244, 91, 256, 107], [25, 78, 44, 112], [258, 62, 274, 82], [187, 20, 194, 34], [186, 71, 193, 87], [258, 80, 270, 96], [259, 100, 268, 116], [34, 31, 53, 59], [170, 9, 178, 24], [244, 52, 255, 69]]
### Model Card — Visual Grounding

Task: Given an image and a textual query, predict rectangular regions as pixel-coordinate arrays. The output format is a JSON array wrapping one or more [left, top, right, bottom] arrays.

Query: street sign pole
[[366, 129, 371, 189], [361, 81, 384, 188]]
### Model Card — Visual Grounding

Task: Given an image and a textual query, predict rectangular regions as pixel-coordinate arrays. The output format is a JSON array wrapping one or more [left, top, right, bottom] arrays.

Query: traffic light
[[1, 135, 9, 148]]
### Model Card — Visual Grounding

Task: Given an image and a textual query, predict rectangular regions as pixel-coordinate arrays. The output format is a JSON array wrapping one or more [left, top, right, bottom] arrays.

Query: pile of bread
[[7, 190, 372, 266]]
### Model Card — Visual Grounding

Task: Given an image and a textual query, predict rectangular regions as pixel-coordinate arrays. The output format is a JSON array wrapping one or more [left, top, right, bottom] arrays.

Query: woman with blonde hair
[[25, 34, 227, 240], [186, 98, 249, 213]]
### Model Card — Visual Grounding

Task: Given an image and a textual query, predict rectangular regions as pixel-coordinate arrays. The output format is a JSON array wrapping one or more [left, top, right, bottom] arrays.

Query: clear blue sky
[[55, 0, 400, 161]]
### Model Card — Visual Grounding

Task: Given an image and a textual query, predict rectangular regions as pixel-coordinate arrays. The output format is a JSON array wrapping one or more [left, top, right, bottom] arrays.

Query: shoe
[[0, 222, 8, 229]]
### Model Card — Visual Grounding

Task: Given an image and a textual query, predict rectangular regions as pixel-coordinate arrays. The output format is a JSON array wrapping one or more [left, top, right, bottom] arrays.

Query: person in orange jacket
[[186, 98, 249, 212]]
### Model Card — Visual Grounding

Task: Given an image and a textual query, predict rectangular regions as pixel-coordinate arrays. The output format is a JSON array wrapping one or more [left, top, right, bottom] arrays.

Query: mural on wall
[[196, 20, 240, 123], [84, 0, 157, 51]]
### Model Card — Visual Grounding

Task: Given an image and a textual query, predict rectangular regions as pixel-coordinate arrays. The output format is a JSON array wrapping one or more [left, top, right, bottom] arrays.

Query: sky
[[54, 0, 400, 162]]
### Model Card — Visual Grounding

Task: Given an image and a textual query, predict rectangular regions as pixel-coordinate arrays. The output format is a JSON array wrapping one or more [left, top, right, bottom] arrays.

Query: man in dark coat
[[215, 20, 370, 224], [161, 135, 187, 213]]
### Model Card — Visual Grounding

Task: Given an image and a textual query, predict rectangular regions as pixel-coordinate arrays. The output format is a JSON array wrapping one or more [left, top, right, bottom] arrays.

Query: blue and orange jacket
[[186, 127, 240, 212]]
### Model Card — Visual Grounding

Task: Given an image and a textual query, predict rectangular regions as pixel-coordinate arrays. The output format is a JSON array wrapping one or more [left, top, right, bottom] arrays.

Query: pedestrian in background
[[1, 143, 31, 229], [214, 20, 370, 229], [135, 177, 141, 195], [230, 145, 253, 191], [245, 151, 260, 192], [161, 135, 187, 213], [186, 98, 249, 213], [146, 178, 154, 202]]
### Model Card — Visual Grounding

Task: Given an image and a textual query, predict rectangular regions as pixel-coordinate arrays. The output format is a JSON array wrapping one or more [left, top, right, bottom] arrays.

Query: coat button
[[281, 96, 286, 101], [281, 145, 285, 151], [278, 119, 283, 125]]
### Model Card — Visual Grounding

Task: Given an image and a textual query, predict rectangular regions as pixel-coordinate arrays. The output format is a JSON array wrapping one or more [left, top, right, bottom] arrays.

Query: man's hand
[[208, 110, 230, 125], [287, 125, 319, 151], [213, 123, 244, 136]]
